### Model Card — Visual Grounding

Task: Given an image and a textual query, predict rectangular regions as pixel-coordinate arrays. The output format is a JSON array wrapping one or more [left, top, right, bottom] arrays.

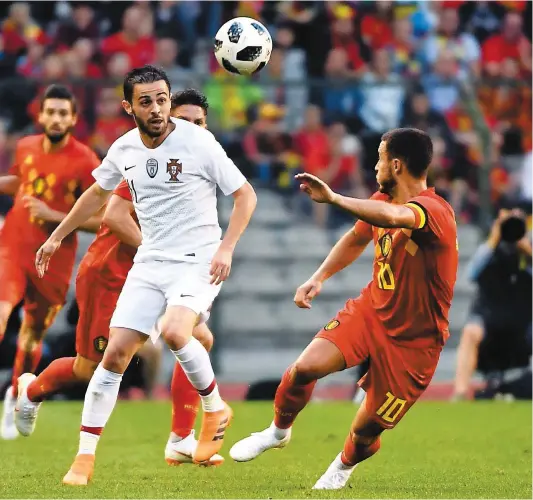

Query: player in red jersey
[[0, 85, 102, 440], [230, 128, 458, 490], [15, 89, 224, 465]]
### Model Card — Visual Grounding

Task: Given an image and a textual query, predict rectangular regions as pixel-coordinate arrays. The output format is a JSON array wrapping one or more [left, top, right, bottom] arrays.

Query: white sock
[[171, 338, 224, 412], [269, 421, 289, 440], [78, 364, 122, 455]]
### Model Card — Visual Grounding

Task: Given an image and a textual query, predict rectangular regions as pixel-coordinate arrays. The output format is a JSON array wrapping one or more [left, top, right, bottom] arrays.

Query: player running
[[230, 128, 458, 490], [15, 89, 223, 466], [33, 66, 257, 485], [0, 85, 101, 440]]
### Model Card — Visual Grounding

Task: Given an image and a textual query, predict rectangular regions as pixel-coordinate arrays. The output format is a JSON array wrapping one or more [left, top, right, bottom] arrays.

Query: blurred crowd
[[0, 0, 531, 227]]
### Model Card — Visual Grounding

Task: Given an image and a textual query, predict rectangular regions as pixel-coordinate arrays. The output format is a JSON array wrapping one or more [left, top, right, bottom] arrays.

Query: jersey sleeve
[[201, 130, 247, 196], [80, 150, 101, 191], [92, 143, 123, 191], [405, 196, 454, 239], [113, 179, 132, 201], [353, 219, 373, 241]]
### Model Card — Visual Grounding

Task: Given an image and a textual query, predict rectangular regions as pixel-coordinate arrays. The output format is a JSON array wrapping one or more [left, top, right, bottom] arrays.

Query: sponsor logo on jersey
[[146, 158, 158, 178], [166, 158, 182, 183]]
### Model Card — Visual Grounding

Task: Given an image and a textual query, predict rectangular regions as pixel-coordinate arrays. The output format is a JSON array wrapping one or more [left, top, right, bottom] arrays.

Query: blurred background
[[0, 0, 531, 402]]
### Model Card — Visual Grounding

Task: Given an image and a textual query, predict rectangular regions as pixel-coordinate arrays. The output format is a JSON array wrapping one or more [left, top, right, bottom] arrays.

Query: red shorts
[[75, 261, 123, 362], [0, 244, 71, 329], [316, 295, 442, 429]]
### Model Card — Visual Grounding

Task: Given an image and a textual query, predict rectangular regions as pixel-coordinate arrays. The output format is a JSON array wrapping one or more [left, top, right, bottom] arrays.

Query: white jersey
[[92, 117, 246, 263]]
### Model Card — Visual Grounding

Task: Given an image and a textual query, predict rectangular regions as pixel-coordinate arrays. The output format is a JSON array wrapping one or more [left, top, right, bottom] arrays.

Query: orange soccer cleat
[[62, 454, 95, 486], [193, 402, 233, 464]]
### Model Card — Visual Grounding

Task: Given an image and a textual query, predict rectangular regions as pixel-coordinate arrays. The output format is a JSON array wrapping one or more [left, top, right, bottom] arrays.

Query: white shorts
[[110, 260, 221, 336]]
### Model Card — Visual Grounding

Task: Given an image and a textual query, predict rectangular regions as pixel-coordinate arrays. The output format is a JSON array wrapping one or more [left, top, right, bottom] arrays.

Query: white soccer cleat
[[14, 373, 42, 437], [1, 385, 19, 440], [230, 425, 291, 462], [312, 452, 357, 490], [165, 431, 224, 467]]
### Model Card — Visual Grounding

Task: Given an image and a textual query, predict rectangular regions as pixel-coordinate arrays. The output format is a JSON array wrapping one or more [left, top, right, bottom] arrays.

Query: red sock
[[273, 365, 316, 429], [170, 363, 200, 438], [26, 357, 76, 403], [12, 340, 43, 396], [341, 433, 381, 466]]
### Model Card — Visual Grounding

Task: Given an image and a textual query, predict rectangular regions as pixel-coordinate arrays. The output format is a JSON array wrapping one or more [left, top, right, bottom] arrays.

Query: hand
[[35, 237, 62, 278], [487, 209, 508, 248], [210, 246, 233, 285], [23, 196, 56, 222], [294, 278, 323, 309], [517, 236, 532, 258], [294, 173, 336, 204]]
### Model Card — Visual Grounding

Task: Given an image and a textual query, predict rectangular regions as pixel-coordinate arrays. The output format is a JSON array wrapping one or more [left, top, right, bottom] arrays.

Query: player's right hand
[[294, 279, 323, 309], [35, 238, 62, 278]]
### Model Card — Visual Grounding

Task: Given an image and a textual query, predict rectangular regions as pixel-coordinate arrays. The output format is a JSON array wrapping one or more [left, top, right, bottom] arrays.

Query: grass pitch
[[0, 400, 530, 498]]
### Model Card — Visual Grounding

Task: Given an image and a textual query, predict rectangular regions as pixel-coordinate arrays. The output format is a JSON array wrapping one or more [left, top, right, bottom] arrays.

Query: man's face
[[123, 81, 171, 138], [38, 98, 76, 144], [375, 141, 396, 194], [171, 104, 207, 128]]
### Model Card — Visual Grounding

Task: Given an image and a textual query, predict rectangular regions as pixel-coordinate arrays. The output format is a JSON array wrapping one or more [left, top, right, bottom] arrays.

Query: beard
[[133, 112, 167, 138], [45, 127, 71, 144], [378, 178, 397, 195]]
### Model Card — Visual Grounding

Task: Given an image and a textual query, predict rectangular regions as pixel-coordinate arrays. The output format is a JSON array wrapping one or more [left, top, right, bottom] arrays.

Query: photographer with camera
[[453, 205, 532, 400]]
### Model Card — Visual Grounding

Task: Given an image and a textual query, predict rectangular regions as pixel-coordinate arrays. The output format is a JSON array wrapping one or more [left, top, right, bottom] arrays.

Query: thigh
[[0, 245, 26, 307], [164, 261, 221, 320], [75, 268, 121, 363], [110, 263, 166, 336], [362, 329, 441, 430], [315, 296, 373, 369]]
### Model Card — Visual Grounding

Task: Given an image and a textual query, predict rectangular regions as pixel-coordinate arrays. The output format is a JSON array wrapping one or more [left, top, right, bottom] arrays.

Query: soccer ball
[[214, 17, 272, 76]]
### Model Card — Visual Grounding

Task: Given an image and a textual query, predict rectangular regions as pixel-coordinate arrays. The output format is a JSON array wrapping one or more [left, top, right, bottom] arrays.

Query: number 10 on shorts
[[376, 392, 406, 423]]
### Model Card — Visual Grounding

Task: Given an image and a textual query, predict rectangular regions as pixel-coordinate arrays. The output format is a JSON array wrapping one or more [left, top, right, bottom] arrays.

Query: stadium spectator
[[481, 11, 532, 77], [16, 40, 44, 77], [462, 1, 506, 44], [453, 207, 532, 400], [422, 7, 481, 77], [63, 48, 103, 80], [360, 0, 394, 50], [1, 2, 46, 57], [422, 49, 461, 114], [386, 17, 421, 77], [153, 37, 196, 91], [53, 2, 99, 52], [100, 5, 156, 71]]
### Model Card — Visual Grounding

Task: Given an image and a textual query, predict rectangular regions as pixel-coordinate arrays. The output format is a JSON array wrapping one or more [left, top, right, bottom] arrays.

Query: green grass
[[0, 401, 530, 498]]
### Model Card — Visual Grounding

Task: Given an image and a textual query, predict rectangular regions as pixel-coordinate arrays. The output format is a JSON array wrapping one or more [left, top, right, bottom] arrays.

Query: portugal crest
[[146, 158, 158, 178], [166, 159, 182, 183]]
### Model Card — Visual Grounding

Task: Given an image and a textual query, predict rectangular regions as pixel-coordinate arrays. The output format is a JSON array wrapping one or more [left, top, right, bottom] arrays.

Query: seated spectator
[[386, 17, 421, 77], [453, 208, 532, 400], [462, 1, 506, 44], [422, 6, 480, 77], [63, 48, 102, 80], [482, 11, 532, 77], [107, 52, 131, 82], [360, 0, 394, 50], [153, 37, 196, 91], [89, 87, 131, 158], [422, 49, 461, 114], [2, 2, 47, 57], [16, 41, 45, 77], [101, 5, 156, 71], [53, 2, 99, 52]]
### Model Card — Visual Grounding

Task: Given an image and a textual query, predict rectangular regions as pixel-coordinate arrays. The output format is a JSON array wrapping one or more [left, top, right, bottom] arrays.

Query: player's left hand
[[23, 196, 56, 221], [35, 237, 62, 278], [210, 247, 233, 285], [295, 173, 336, 204]]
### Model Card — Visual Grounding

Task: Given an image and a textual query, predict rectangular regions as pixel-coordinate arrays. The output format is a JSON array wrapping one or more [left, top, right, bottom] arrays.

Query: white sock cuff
[[171, 337, 204, 362], [94, 364, 123, 383]]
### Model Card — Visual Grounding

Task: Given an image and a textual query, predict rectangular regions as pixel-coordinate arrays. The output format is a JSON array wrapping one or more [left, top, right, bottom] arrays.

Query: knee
[[101, 343, 132, 374], [292, 359, 321, 385], [73, 356, 98, 383], [461, 323, 484, 347]]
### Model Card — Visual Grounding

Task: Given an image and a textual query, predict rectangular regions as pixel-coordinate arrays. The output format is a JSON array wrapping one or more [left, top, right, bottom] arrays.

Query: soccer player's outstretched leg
[[34, 67, 256, 484], [231, 128, 458, 490]]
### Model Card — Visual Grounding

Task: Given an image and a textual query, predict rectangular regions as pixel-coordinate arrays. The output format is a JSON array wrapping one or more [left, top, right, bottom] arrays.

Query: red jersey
[[101, 33, 156, 70], [1, 134, 99, 255], [356, 189, 458, 343], [81, 180, 136, 290]]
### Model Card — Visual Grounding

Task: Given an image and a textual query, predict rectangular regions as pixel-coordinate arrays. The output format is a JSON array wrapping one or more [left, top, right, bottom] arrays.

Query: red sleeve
[[405, 195, 455, 240], [113, 180, 132, 201], [353, 191, 389, 240], [80, 150, 101, 191]]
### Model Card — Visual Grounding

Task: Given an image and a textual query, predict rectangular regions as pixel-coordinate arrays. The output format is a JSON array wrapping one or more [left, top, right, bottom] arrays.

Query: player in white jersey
[[31, 65, 257, 485]]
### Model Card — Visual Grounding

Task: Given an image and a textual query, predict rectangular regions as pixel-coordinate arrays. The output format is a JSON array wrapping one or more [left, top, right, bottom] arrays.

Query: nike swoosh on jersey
[[125, 165, 136, 170]]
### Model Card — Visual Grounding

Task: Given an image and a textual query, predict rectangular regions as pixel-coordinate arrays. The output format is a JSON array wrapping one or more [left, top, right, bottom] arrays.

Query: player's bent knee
[[292, 359, 324, 384], [103, 328, 146, 373], [160, 306, 197, 350], [73, 356, 98, 383]]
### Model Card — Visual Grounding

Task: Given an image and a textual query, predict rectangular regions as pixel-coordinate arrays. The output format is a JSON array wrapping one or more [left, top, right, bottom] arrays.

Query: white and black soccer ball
[[214, 17, 272, 76]]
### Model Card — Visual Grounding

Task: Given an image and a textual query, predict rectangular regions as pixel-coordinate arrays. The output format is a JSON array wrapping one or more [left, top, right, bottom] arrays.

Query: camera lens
[[500, 216, 526, 243]]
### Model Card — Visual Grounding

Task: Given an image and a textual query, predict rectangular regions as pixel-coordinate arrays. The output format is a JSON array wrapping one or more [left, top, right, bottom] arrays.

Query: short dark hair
[[123, 65, 171, 104], [381, 128, 433, 178], [40, 84, 77, 114], [171, 88, 209, 114]]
